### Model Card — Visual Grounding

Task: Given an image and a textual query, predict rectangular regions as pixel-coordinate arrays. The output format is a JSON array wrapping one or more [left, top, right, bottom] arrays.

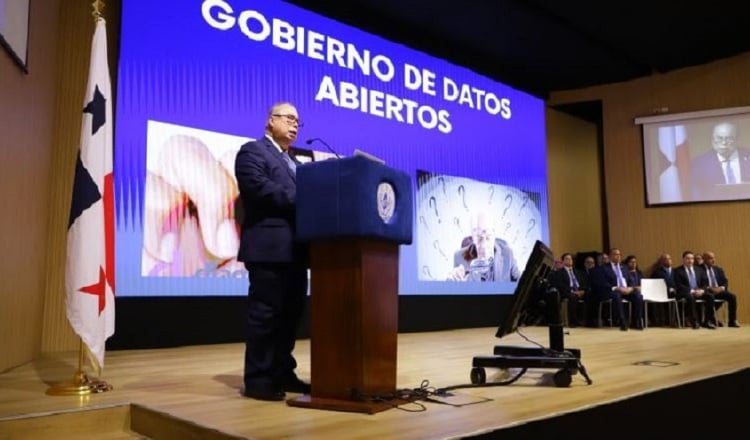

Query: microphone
[[306, 138, 341, 159]]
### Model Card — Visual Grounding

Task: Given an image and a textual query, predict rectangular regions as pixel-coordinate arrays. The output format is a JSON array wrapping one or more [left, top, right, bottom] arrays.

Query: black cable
[[350, 381, 434, 412], [436, 367, 528, 394], [351, 378, 497, 411]]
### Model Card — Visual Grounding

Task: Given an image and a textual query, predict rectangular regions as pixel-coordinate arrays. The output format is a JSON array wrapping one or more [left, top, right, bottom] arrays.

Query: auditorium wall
[[0, 0, 62, 371], [545, 108, 604, 256], [1, 0, 748, 371]]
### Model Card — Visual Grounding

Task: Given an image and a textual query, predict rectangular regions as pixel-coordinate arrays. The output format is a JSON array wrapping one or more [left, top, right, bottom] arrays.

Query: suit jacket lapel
[[740, 150, 750, 181], [263, 137, 296, 182]]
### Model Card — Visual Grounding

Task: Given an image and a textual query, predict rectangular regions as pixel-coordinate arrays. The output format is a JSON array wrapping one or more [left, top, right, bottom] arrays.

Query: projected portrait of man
[[691, 121, 750, 199], [447, 211, 520, 282]]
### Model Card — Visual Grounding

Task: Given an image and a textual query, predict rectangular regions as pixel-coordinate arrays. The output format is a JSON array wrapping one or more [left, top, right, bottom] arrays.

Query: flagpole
[[46, 339, 113, 395], [48, 0, 114, 396]]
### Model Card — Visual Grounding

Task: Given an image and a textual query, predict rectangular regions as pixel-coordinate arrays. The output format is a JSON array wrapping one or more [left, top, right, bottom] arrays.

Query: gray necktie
[[282, 151, 296, 173], [723, 160, 737, 184], [709, 268, 717, 287], [615, 264, 625, 287], [688, 267, 697, 289], [569, 268, 579, 289]]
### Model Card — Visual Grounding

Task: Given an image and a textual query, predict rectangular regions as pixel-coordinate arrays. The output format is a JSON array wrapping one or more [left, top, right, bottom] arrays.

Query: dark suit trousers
[[244, 262, 308, 391], [562, 291, 584, 325], [677, 291, 715, 324], [714, 290, 738, 322], [615, 291, 644, 327]]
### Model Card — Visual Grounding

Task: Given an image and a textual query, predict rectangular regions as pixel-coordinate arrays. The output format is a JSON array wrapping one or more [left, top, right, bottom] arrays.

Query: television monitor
[[637, 105, 750, 205], [494, 240, 555, 339]]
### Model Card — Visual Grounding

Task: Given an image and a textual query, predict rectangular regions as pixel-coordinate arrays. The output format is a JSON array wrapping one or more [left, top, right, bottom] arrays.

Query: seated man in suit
[[673, 250, 716, 329], [702, 251, 740, 327], [650, 253, 677, 298], [447, 211, 520, 282], [589, 248, 644, 331], [551, 253, 588, 327], [649, 253, 678, 326], [583, 255, 597, 275]]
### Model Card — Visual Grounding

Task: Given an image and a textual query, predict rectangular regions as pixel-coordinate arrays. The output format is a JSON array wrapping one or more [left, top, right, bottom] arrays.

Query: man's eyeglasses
[[472, 228, 494, 240], [272, 113, 303, 127], [713, 135, 736, 146]]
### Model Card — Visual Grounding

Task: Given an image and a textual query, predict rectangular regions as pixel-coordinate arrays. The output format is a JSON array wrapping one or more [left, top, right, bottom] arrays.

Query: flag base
[[46, 372, 113, 396]]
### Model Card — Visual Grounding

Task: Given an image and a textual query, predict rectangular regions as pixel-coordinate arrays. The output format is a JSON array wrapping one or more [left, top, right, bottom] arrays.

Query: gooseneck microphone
[[306, 138, 341, 159]]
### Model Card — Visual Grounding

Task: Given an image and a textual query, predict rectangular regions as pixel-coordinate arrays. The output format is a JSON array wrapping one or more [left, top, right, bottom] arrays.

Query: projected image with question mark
[[416, 170, 543, 282]]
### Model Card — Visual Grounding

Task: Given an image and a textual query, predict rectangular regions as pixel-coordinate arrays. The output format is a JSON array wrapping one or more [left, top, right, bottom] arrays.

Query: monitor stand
[[470, 288, 592, 387]]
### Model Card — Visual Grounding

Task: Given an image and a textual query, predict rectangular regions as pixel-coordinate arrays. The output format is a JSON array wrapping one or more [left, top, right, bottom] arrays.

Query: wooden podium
[[287, 156, 413, 414]]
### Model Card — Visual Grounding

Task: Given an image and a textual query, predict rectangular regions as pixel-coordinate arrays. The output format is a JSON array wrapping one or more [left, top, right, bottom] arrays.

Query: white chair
[[640, 278, 681, 328]]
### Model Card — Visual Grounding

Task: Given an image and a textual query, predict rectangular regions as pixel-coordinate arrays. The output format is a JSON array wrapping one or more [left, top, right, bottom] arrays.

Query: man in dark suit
[[589, 248, 644, 331], [673, 250, 715, 329], [691, 122, 750, 200], [702, 251, 740, 327], [551, 253, 588, 327], [650, 253, 677, 298], [235, 102, 310, 401], [649, 253, 678, 326], [583, 255, 597, 276]]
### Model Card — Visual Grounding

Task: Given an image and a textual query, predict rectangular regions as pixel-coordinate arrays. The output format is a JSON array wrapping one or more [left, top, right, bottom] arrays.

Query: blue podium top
[[296, 156, 413, 244]]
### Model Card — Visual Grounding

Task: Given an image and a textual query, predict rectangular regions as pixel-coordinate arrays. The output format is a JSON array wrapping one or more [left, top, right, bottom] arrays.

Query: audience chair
[[679, 298, 727, 327], [696, 298, 727, 325], [640, 278, 681, 328], [596, 298, 613, 327]]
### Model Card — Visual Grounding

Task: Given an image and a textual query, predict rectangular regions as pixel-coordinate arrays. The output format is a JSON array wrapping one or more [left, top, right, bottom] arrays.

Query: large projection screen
[[115, 0, 549, 297], [638, 106, 750, 206]]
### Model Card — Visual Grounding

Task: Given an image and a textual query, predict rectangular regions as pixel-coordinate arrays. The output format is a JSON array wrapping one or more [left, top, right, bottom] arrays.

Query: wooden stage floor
[[1, 325, 749, 439]]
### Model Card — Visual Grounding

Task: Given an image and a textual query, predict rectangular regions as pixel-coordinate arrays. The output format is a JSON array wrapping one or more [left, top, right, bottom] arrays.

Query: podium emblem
[[377, 182, 396, 223]]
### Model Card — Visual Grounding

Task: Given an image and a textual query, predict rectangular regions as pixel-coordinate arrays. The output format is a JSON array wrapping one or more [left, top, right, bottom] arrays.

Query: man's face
[[584, 257, 595, 269], [563, 254, 574, 268], [472, 216, 495, 260], [683, 253, 694, 267], [703, 253, 715, 267], [609, 249, 622, 264], [268, 104, 299, 148], [712, 123, 737, 159]]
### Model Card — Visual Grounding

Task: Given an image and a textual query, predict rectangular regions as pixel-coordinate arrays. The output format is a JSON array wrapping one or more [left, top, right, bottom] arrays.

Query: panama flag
[[66, 18, 115, 368], [657, 125, 691, 203]]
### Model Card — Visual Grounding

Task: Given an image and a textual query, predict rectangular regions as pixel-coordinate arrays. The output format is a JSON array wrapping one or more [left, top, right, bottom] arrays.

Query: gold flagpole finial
[[92, 0, 105, 21]]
